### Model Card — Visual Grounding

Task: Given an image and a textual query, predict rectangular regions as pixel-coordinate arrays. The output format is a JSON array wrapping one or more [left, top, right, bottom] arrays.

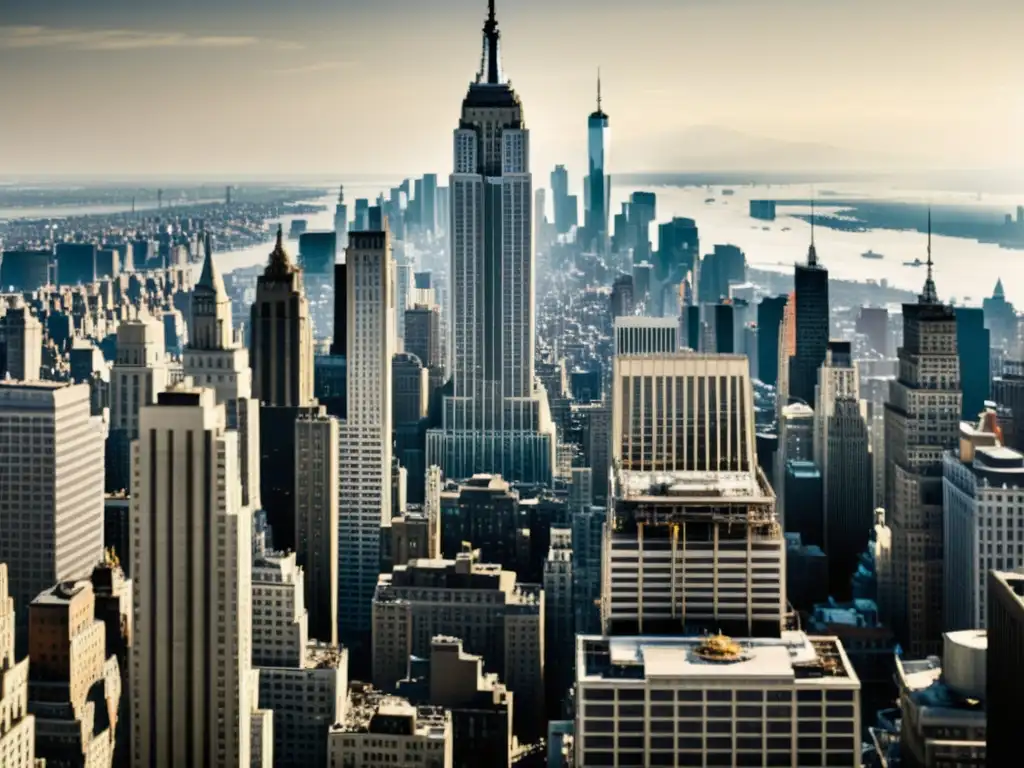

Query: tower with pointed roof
[[789, 196, 830, 405], [184, 233, 260, 508], [883, 214, 961, 657], [584, 67, 610, 254], [334, 184, 348, 257], [250, 227, 314, 409], [427, 0, 556, 484]]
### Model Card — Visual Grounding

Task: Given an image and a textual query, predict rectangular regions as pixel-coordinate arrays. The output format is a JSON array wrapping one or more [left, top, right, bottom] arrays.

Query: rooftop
[[617, 469, 764, 501], [577, 632, 859, 687], [337, 684, 448, 739]]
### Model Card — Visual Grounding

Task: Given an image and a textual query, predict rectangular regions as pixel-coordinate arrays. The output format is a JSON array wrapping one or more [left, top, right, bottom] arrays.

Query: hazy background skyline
[[1, 0, 1022, 179]]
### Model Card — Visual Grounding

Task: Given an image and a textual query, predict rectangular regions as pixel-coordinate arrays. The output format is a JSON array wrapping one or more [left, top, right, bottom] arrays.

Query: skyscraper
[[584, 70, 609, 254], [426, 0, 555, 484], [789, 213, 829, 405], [2, 304, 42, 381], [0, 564, 38, 765], [757, 294, 787, 389], [130, 387, 269, 767], [885, 222, 962, 657], [550, 164, 572, 235], [0, 382, 104, 642], [334, 184, 348, 257], [183, 234, 261, 508], [337, 228, 394, 647], [987, 570, 1024, 758]]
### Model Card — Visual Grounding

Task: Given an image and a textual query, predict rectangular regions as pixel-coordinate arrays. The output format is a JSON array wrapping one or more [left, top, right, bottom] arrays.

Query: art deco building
[[884, 233, 962, 657], [605, 354, 785, 638], [426, 0, 556, 485], [788, 222, 829, 406], [337, 228, 395, 647], [130, 387, 269, 767]]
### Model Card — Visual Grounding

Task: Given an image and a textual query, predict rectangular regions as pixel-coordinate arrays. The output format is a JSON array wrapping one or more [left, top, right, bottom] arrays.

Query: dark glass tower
[[757, 295, 788, 389], [789, 213, 829, 405], [585, 71, 610, 254], [955, 306, 991, 419]]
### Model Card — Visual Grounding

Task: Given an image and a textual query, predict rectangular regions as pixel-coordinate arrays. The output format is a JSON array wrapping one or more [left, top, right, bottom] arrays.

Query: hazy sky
[[1, 0, 1021, 179]]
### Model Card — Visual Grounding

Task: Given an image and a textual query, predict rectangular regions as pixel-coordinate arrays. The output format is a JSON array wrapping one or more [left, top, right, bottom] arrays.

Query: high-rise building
[[943, 410, 1024, 631], [606, 354, 785, 637], [0, 382, 104, 643], [294, 410, 339, 643], [2, 304, 42, 381], [550, 164, 572, 235], [612, 316, 678, 356], [543, 528, 573, 719], [955, 307, 991, 420], [584, 71, 610, 255], [371, 548, 544, 738], [27, 579, 121, 767], [654, 218, 699, 315], [789, 223, 829, 406], [392, 352, 428, 426], [757, 294, 788, 389], [885, 229, 962, 657], [90, 556, 132, 768], [426, 1, 556, 485], [183, 234, 261, 507], [130, 387, 268, 767], [108, 315, 169, 492], [574, 632, 861, 768], [55, 242, 98, 286], [987, 570, 1024, 758], [857, 306, 890, 357], [337, 229, 395, 647], [815, 341, 872, 594], [334, 185, 348, 257], [0, 563, 39, 766], [251, 228, 314, 408]]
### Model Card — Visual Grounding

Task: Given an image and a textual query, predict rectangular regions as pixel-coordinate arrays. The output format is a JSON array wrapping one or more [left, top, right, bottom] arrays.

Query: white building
[[130, 387, 269, 767], [0, 382, 104, 637], [606, 355, 784, 638], [426, 1, 556, 486], [0, 563, 38, 768], [574, 632, 861, 768], [182, 234, 261, 508], [252, 552, 308, 667], [337, 228, 395, 645], [943, 412, 1024, 631]]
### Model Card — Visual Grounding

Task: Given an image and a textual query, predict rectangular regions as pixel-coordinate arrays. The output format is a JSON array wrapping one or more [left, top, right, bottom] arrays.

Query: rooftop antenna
[[597, 66, 602, 112], [807, 189, 818, 267], [921, 206, 938, 304]]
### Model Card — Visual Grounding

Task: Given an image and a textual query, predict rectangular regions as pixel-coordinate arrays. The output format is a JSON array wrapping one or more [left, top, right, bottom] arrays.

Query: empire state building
[[427, 0, 555, 483]]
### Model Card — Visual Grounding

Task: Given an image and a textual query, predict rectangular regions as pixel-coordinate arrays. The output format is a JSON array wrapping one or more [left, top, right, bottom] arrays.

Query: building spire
[[338, 184, 344, 204], [477, 0, 502, 84], [267, 224, 294, 275], [597, 67, 602, 112], [920, 206, 938, 304], [197, 232, 226, 297], [807, 195, 818, 267]]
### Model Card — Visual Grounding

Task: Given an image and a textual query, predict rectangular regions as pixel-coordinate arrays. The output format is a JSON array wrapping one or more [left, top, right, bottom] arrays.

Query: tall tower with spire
[[884, 215, 961, 657], [788, 197, 830, 405], [183, 234, 260, 508], [334, 185, 348, 258], [426, 0, 556, 484], [585, 67, 610, 254]]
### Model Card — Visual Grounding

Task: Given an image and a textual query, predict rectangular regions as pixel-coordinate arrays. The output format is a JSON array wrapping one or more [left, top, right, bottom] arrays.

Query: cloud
[[0, 25, 299, 52], [272, 60, 353, 75]]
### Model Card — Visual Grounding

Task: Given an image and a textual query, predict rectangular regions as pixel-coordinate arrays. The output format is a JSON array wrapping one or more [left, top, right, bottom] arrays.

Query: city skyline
[[2, 0, 1023, 177]]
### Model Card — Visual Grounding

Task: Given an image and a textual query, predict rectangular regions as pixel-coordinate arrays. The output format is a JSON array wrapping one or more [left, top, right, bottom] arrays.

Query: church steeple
[[477, 0, 503, 84]]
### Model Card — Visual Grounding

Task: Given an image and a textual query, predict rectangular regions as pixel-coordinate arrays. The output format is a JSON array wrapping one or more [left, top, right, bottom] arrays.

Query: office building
[[295, 410, 339, 643], [393, 352, 429, 426], [250, 228, 314, 408], [55, 242, 97, 286], [789, 228, 829, 406], [251, 551, 346, 768], [544, 528, 574, 718], [327, 686, 452, 768], [612, 316, 678, 356], [574, 631, 861, 768], [1, 248, 51, 292], [427, 2, 556, 485], [298, 231, 337, 277], [896, 631, 986, 767], [943, 410, 1024, 630], [993, 359, 1024, 453], [654, 217, 699, 315], [2, 305, 42, 381], [0, 382, 104, 642], [857, 307, 890, 357], [783, 460, 824, 549], [584, 72, 610, 254], [334, 185, 348, 255], [551, 164, 573, 235], [130, 387, 267, 767], [108, 315, 170, 492], [606, 355, 785, 637], [0, 564, 39, 766], [987, 570, 1024, 758], [955, 307, 991, 420], [90, 556, 132, 768], [885, 238, 962, 657], [389, 503, 441, 567], [757, 295, 788, 389], [337, 229, 395, 647], [27, 579, 120, 767], [371, 549, 544, 738], [183, 234, 260, 507], [815, 341, 872, 594]]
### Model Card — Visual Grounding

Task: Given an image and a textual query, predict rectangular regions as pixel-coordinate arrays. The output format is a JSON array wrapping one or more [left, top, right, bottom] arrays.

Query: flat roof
[[617, 469, 766, 501]]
